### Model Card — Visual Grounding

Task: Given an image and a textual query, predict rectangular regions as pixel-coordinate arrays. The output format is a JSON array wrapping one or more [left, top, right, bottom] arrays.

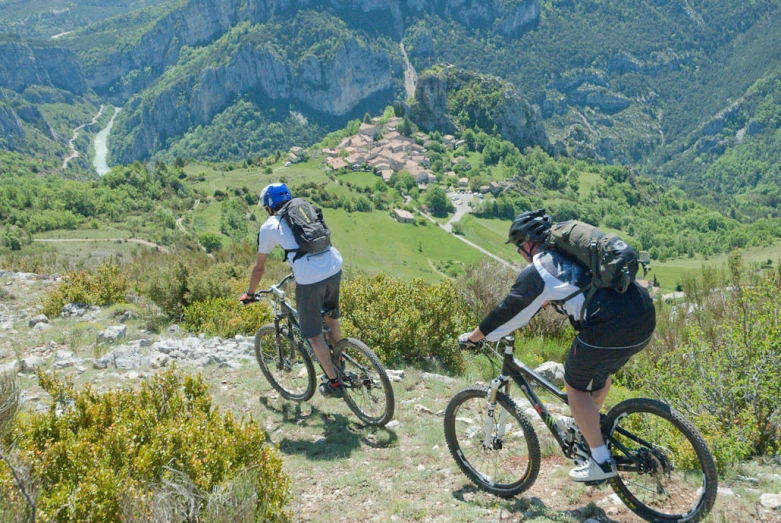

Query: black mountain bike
[[252, 274, 395, 427], [443, 336, 717, 523]]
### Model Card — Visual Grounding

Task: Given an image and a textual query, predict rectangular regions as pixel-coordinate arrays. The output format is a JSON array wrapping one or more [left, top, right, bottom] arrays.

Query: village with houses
[[285, 117, 515, 224]]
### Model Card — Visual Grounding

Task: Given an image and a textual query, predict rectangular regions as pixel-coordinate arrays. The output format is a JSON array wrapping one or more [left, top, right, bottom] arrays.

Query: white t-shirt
[[257, 215, 342, 285]]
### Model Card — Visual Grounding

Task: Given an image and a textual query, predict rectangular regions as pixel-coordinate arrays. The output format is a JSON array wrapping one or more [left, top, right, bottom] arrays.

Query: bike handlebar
[[253, 273, 295, 301]]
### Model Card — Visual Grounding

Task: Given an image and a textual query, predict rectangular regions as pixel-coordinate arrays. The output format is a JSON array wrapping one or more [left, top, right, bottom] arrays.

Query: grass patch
[[339, 170, 380, 188], [457, 214, 518, 262], [325, 209, 484, 282]]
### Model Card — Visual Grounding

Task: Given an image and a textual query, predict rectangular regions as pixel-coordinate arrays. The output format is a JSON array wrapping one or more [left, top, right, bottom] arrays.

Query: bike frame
[[483, 336, 651, 470], [484, 336, 579, 459], [256, 274, 353, 379]]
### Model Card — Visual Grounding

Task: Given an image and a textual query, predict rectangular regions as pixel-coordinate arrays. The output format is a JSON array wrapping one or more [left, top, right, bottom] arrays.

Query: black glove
[[458, 332, 484, 350], [239, 293, 256, 305]]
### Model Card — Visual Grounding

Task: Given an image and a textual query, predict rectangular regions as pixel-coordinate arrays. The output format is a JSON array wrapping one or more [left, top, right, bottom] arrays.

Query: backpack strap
[[276, 201, 303, 262]]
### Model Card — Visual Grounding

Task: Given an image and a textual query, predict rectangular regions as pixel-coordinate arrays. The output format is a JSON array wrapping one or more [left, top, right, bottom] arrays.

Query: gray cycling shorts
[[295, 271, 342, 339]]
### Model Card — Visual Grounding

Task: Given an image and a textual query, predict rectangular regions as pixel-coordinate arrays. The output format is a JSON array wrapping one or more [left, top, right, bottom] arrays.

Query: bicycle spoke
[[336, 339, 394, 426], [444, 388, 540, 497], [604, 399, 717, 522], [255, 325, 315, 401]]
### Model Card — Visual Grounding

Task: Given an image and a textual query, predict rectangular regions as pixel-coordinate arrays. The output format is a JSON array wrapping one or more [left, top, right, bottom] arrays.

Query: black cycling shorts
[[564, 335, 650, 393], [295, 271, 341, 339]]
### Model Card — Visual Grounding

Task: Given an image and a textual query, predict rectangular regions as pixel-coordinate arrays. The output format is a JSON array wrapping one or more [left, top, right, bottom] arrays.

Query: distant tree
[[425, 186, 454, 217], [199, 232, 223, 253], [398, 117, 418, 137], [355, 196, 373, 212], [363, 112, 372, 124], [393, 101, 405, 117]]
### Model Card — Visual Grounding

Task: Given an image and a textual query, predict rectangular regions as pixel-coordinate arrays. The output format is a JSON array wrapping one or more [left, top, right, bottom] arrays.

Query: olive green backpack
[[544, 220, 639, 320]]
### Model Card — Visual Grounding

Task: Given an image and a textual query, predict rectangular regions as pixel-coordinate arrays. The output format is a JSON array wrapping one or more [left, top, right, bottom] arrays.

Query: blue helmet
[[259, 183, 292, 210]]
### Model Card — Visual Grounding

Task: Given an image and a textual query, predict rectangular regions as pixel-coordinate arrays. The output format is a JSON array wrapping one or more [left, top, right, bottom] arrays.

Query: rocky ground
[[1, 270, 780, 522]]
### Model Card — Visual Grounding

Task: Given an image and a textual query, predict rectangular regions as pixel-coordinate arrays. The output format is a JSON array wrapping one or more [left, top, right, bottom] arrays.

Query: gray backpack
[[277, 198, 331, 261]]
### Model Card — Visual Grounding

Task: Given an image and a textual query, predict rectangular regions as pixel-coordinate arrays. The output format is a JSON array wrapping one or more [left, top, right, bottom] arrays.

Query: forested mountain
[[0, 0, 175, 39], [0, 0, 779, 216]]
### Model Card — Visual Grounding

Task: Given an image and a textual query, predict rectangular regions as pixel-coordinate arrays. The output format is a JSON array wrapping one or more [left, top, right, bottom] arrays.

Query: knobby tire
[[603, 398, 717, 523], [335, 338, 395, 426], [444, 387, 541, 498], [254, 324, 316, 401]]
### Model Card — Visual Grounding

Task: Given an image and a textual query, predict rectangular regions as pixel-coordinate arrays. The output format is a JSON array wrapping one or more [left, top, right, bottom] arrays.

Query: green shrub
[[631, 253, 781, 470], [340, 274, 475, 374], [142, 259, 235, 318], [1, 370, 290, 522], [183, 298, 272, 338], [42, 261, 130, 318], [199, 232, 223, 253]]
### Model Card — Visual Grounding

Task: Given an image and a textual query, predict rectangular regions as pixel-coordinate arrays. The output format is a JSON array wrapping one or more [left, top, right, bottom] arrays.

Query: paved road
[[420, 193, 518, 270], [442, 191, 475, 233], [63, 105, 104, 169]]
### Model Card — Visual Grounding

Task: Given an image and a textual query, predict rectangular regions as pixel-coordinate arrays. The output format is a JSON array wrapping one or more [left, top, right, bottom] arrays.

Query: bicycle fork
[[482, 376, 512, 449]]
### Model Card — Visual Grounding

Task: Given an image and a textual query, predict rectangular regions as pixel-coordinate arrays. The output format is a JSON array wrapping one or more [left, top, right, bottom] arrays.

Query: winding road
[[63, 105, 104, 169]]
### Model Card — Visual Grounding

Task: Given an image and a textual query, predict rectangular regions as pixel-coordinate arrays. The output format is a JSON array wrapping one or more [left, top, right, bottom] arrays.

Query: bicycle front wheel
[[443, 387, 540, 498], [254, 324, 316, 401], [335, 338, 395, 426], [603, 398, 717, 523]]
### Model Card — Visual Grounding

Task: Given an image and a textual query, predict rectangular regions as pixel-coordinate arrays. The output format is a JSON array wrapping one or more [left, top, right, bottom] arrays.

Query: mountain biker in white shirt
[[241, 183, 346, 398]]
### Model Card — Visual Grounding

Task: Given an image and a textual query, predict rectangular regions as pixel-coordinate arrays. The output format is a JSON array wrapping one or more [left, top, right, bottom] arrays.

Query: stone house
[[358, 122, 380, 139], [393, 209, 415, 223]]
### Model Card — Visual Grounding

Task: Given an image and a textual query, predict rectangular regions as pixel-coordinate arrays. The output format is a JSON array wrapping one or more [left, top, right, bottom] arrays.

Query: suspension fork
[[482, 375, 511, 448]]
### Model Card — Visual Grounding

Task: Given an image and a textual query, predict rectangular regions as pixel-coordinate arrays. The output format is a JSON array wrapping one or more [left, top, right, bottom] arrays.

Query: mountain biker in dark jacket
[[459, 209, 656, 482]]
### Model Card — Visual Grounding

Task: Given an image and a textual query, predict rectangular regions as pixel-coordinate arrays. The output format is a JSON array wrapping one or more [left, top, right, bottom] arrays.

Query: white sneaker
[[568, 457, 617, 483]]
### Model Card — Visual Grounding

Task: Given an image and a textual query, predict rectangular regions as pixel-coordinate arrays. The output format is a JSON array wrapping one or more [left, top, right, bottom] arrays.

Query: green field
[[650, 241, 781, 291], [187, 161, 330, 197], [339, 170, 381, 188], [458, 214, 518, 262], [323, 209, 485, 282]]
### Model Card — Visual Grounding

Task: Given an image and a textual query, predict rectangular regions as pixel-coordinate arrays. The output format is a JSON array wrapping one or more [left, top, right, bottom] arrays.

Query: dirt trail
[[419, 210, 517, 270], [33, 238, 168, 253]]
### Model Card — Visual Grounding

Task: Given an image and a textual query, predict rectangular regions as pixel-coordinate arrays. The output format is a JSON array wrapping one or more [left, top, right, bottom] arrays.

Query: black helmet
[[506, 209, 552, 246]]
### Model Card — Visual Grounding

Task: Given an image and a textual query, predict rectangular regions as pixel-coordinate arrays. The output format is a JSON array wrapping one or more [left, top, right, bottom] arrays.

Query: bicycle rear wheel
[[254, 324, 316, 401], [443, 387, 540, 498], [603, 398, 717, 523], [334, 338, 395, 426]]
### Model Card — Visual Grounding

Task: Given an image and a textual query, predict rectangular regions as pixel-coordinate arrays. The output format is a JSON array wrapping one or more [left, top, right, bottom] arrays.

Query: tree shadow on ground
[[452, 485, 623, 523]]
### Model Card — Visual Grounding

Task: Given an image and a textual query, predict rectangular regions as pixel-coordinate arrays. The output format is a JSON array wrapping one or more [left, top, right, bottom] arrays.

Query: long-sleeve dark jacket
[[479, 249, 656, 349]]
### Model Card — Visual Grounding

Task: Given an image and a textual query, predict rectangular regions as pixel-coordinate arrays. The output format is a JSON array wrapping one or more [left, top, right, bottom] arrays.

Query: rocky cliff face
[[0, 42, 89, 151], [112, 36, 396, 163], [0, 42, 87, 95], [408, 66, 549, 152], [86, 0, 539, 96], [81, 0, 539, 162]]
